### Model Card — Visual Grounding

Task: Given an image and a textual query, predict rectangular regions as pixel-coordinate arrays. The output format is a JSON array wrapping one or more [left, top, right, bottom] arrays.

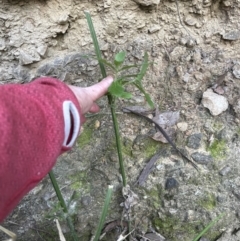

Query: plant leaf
[[134, 52, 149, 84], [114, 51, 126, 68], [108, 81, 132, 99]]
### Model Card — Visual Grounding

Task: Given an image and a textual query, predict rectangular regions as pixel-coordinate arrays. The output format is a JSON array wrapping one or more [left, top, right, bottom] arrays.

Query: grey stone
[[222, 30, 240, 41], [133, 0, 160, 6], [0, 38, 5, 51], [202, 88, 228, 116], [81, 195, 92, 206], [165, 177, 179, 190], [219, 165, 231, 176], [187, 133, 202, 149], [37, 45, 48, 57], [191, 152, 213, 165], [232, 64, 240, 79]]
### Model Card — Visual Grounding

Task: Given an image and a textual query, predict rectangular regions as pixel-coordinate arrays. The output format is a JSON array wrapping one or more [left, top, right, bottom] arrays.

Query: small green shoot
[[101, 51, 155, 109], [93, 185, 113, 241], [192, 213, 225, 241]]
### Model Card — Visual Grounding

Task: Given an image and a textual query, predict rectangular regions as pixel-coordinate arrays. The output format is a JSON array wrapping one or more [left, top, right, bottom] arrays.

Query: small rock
[[202, 88, 228, 116], [133, 0, 160, 6], [0, 38, 5, 51], [165, 177, 179, 190], [94, 120, 101, 129], [19, 50, 41, 65], [232, 64, 240, 79], [184, 15, 197, 26], [219, 165, 231, 176], [148, 24, 161, 34], [37, 45, 48, 57], [81, 195, 92, 206], [222, 30, 240, 40], [185, 210, 195, 221], [233, 98, 240, 118], [217, 195, 226, 203], [187, 133, 202, 149], [177, 122, 188, 132], [213, 86, 225, 95], [191, 152, 213, 165]]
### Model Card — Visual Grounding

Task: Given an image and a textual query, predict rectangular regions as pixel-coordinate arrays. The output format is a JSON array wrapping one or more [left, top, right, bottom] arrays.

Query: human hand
[[68, 76, 113, 123]]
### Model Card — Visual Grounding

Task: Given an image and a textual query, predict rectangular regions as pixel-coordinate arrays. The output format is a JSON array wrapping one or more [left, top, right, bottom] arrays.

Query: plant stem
[[93, 185, 113, 241], [109, 96, 127, 186], [48, 170, 79, 241], [85, 11, 127, 186]]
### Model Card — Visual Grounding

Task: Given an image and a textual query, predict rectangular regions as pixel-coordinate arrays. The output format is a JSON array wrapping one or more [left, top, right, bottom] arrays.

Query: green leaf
[[134, 52, 149, 84], [114, 51, 126, 67], [108, 81, 132, 99]]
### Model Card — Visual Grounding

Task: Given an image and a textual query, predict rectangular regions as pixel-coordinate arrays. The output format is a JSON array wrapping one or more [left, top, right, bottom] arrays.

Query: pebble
[[81, 195, 92, 206], [133, 0, 160, 6], [222, 30, 240, 40], [232, 64, 240, 79], [19, 50, 40, 65], [202, 88, 228, 116], [177, 122, 188, 132], [219, 165, 231, 176], [165, 177, 179, 190], [187, 133, 202, 149], [148, 25, 161, 34], [191, 152, 213, 165]]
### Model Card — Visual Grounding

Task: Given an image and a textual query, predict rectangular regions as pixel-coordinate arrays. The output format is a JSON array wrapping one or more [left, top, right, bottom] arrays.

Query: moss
[[153, 216, 197, 241], [146, 186, 162, 209], [208, 140, 227, 160], [143, 138, 161, 159], [78, 126, 93, 148], [69, 171, 90, 192], [198, 193, 216, 210]]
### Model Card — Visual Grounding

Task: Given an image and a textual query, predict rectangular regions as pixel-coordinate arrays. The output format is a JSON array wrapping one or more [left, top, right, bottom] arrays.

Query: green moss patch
[[78, 126, 93, 148], [208, 140, 227, 160]]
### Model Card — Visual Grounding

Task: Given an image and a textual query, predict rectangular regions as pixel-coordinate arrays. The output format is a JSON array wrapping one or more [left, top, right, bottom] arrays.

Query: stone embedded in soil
[[177, 122, 188, 132], [233, 98, 240, 118], [191, 152, 213, 165], [232, 64, 240, 79], [202, 88, 228, 116], [187, 133, 202, 149], [133, 0, 160, 6], [219, 165, 231, 176], [222, 30, 240, 40], [165, 177, 179, 190]]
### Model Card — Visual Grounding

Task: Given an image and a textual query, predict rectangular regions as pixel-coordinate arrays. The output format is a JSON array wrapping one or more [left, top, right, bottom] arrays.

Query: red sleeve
[[0, 77, 81, 222]]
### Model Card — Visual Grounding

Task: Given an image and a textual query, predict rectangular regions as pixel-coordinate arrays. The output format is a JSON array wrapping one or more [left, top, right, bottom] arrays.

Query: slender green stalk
[[93, 185, 113, 241], [85, 11, 127, 186], [48, 170, 79, 241], [109, 96, 126, 186], [192, 213, 225, 241], [85, 12, 107, 78]]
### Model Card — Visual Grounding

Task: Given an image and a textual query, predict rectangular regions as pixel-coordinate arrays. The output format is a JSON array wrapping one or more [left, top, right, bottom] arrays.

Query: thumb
[[86, 76, 113, 101]]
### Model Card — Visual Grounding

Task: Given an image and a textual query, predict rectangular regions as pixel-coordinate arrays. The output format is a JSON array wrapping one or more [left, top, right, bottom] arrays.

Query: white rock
[[177, 122, 188, 132], [202, 88, 228, 116]]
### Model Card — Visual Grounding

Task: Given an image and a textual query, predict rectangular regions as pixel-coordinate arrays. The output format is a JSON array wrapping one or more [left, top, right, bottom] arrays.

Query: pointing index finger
[[87, 76, 113, 101]]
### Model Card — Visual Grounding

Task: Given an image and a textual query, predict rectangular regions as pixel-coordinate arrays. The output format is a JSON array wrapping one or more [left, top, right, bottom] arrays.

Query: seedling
[[103, 51, 154, 108]]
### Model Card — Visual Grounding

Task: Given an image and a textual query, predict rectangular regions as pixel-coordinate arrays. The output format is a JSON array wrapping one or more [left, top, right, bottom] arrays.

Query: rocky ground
[[1, 0, 240, 240]]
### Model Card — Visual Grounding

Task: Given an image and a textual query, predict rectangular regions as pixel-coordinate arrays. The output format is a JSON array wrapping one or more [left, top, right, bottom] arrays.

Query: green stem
[[48, 170, 79, 241], [93, 185, 113, 241], [85, 12, 127, 186], [109, 96, 127, 186]]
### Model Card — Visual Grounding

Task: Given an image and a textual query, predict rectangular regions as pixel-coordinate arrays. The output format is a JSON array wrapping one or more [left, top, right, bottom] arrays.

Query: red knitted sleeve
[[0, 77, 81, 222]]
